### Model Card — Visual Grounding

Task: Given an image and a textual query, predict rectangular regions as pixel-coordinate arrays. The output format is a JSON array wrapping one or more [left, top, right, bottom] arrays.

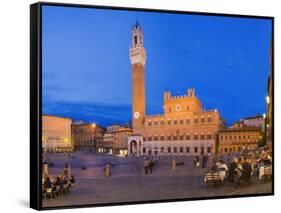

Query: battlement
[[146, 114, 164, 119], [203, 109, 218, 113], [164, 88, 195, 100]]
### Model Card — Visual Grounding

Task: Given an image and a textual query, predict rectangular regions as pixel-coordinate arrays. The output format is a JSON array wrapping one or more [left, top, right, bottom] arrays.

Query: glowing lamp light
[[92, 123, 96, 128], [266, 96, 270, 104], [263, 113, 266, 119]]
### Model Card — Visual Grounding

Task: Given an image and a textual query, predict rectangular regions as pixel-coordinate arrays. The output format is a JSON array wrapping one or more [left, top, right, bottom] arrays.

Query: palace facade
[[128, 22, 223, 156]]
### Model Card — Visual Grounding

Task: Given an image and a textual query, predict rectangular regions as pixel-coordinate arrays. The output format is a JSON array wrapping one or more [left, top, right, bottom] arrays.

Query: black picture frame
[[30, 2, 274, 210]]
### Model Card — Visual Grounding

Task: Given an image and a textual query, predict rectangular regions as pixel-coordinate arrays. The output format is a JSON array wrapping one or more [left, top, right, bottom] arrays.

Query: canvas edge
[[30, 1, 274, 211]]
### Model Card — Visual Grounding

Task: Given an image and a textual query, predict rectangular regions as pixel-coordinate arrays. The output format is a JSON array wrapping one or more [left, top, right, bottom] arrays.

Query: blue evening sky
[[42, 5, 272, 127]]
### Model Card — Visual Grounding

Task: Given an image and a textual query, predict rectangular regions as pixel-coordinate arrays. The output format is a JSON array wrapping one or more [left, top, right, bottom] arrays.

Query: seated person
[[242, 158, 252, 184], [61, 176, 70, 194], [53, 176, 61, 187], [218, 160, 228, 172], [211, 162, 218, 171], [43, 176, 53, 189]]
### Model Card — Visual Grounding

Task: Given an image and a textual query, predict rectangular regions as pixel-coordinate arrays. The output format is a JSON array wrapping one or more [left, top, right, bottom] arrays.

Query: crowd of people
[[42, 174, 76, 199]]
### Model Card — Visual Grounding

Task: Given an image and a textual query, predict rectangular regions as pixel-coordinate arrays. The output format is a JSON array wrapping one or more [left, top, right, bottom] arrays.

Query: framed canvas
[[30, 2, 274, 210]]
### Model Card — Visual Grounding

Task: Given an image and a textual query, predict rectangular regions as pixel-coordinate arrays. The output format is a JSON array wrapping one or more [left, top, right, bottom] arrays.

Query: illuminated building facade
[[100, 125, 133, 155], [71, 123, 105, 151], [230, 115, 265, 131], [42, 115, 73, 152], [218, 126, 262, 154], [128, 22, 222, 156]]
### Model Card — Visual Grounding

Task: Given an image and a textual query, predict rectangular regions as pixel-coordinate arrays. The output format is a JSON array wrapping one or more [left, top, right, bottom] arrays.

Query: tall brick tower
[[129, 21, 146, 131]]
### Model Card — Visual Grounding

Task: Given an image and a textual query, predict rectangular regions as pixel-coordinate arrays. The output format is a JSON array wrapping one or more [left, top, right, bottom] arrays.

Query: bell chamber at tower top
[[130, 21, 146, 66]]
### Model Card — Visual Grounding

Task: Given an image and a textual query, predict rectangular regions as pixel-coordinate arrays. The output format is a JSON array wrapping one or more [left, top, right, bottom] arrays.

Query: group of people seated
[[206, 149, 272, 189], [254, 150, 272, 179], [227, 157, 253, 189], [206, 157, 253, 188], [42, 174, 75, 199]]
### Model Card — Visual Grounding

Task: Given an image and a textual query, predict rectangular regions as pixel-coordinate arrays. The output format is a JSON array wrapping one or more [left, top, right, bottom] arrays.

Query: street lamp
[[263, 113, 266, 119], [266, 96, 270, 104], [92, 123, 96, 128]]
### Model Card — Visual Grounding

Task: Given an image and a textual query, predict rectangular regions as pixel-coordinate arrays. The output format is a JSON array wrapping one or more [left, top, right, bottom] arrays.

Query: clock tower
[[130, 21, 146, 130]]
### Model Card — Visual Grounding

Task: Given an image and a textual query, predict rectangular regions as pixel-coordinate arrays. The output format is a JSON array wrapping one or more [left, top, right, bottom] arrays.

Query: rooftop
[[218, 126, 262, 133]]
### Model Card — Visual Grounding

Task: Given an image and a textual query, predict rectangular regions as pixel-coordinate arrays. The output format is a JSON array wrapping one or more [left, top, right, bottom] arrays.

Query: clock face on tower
[[134, 111, 140, 119], [175, 104, 182, 112]]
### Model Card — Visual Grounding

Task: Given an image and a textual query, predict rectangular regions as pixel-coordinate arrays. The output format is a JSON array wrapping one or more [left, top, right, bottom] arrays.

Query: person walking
[[195, 155, 200, 168], [202, 155, 208, 168], [144, 158, 149, 175], [149, 159, 153, 174]]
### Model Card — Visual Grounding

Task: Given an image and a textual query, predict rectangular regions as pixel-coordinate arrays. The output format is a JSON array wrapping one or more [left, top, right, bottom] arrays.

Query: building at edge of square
[[42, 115, 73, 152]]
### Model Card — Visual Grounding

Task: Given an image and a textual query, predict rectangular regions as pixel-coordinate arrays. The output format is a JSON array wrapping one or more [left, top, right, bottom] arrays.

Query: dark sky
[[42, 5, 272, 127]]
